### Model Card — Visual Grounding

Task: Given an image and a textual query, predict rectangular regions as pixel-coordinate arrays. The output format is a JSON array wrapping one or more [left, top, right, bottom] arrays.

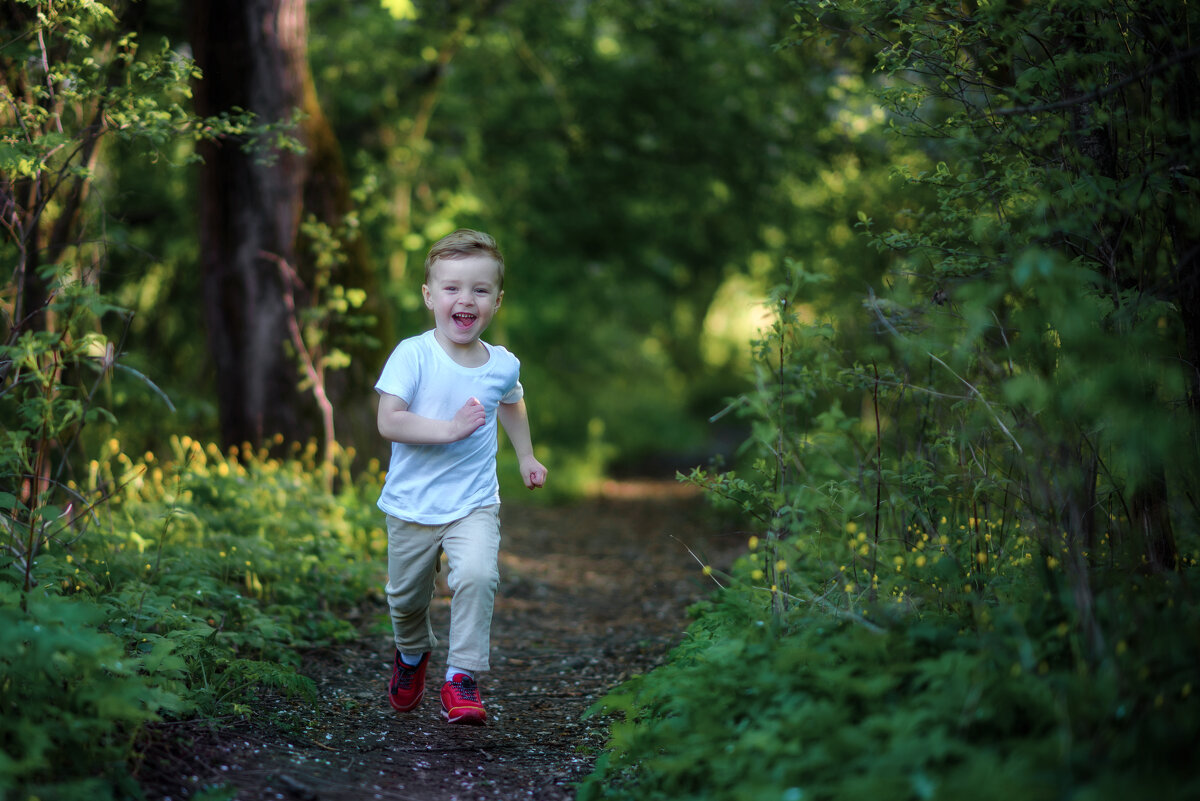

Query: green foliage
[[579, 578, 1200, 801], [0, 436, 385, 798], [0, 586, 184, 801], [580, 1, 1200, 792], [0, 273, 139, 594], [2, 1, 320, 464], [792, 0, 1199, 582], [6, 0, 920, 476]]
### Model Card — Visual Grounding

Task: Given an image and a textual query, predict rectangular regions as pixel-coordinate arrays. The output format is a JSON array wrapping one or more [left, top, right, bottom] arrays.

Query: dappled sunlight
[[700, 273, 774, 368], [594, 478, 702, 500]]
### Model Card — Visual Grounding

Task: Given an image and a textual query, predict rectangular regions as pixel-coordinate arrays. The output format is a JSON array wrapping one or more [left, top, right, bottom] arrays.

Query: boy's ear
[[495, 289, 504, 308], [421, 284, 433, 309]]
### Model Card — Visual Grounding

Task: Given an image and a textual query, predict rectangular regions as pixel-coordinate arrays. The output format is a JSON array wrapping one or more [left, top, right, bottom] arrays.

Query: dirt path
[[138, 481, 739, 800]]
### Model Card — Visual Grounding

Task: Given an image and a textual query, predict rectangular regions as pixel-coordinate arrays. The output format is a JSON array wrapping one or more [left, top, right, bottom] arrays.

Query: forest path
[[139, 481, 740, 800]]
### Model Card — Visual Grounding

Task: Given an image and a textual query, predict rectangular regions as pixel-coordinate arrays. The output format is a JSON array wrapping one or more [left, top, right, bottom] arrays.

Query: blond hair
[[424, 229, 505, 289]]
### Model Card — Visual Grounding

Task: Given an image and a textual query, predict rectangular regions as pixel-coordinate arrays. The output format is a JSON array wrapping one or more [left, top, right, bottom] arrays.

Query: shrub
[[0, 436, 386, 797], [580, 569, 1200, 801]]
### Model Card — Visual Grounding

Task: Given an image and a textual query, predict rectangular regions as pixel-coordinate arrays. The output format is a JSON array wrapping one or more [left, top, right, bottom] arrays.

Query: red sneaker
[[440, 673, 486, 725], [388, 650, 429, 712]]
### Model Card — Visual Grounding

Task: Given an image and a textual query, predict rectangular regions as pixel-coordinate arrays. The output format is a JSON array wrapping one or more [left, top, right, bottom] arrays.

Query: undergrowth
[[577, 281, 1200, 799], [0, 438, 386, 799], [579, 554, 1200, 801]]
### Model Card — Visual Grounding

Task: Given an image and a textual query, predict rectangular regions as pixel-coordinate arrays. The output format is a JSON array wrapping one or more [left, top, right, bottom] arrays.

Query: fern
[[214, 658, 318, 708]]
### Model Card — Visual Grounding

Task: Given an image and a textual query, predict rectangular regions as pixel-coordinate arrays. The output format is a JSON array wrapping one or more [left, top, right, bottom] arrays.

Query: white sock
[[399, 652, 424, 667], [446, 666, 473, 683]]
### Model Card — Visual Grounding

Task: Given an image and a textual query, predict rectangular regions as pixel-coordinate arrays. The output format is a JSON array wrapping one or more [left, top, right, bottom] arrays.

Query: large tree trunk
[[191, 0, 385, 453], [191, 0, 327, 448]]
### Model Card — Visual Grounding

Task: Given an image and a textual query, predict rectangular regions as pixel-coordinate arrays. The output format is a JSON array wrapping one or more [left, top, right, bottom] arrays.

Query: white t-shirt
[[375, 330, 524, 525]]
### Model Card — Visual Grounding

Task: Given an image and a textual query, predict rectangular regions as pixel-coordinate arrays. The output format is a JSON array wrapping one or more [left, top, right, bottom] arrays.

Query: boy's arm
[[497, 399, 548, 490], [377, 392, 486, 444]]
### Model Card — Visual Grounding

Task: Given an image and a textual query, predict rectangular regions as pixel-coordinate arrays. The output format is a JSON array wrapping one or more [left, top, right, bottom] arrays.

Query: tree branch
[[991, 44, 1200, 117]]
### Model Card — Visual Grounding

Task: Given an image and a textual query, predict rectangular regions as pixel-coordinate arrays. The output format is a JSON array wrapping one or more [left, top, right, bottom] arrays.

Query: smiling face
[[422, 254, 504, 361]]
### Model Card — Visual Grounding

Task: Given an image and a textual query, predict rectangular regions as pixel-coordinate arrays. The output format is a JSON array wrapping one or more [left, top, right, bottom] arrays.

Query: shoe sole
[[389, 689, 424, 713], [441, 706, 486, 725]]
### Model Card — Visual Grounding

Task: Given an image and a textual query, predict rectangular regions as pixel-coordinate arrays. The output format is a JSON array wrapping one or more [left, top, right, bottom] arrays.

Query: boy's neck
[[433, 329, 489, 368]]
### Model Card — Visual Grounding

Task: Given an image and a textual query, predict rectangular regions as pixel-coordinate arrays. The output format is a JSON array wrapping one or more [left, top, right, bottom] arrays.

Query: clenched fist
[[450, 396, 487, 440]]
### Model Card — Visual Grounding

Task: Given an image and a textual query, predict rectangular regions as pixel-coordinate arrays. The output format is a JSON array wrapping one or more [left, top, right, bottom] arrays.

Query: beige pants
[[384, 504, 501, 673]]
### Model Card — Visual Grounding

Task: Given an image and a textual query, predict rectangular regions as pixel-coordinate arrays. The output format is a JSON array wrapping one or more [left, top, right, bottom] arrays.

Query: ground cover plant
[[578, 0, 1200, 798], [1, 420, 387, 798]]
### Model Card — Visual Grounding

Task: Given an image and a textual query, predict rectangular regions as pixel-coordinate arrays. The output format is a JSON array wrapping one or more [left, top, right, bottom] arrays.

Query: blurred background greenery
[[4, 0, 909, 494]]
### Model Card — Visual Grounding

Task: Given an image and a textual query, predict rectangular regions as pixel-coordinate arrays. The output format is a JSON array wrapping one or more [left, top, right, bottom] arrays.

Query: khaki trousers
[[384, 504, 501, 673]]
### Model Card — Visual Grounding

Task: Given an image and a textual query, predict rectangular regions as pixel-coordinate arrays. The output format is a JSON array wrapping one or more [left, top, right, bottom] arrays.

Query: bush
[[580, 571, 1200, 801], [0, 588, 184, 801], [0, 437, 386, 798], [578, 248, 1200, 796], [579, 3, 1200, 776]]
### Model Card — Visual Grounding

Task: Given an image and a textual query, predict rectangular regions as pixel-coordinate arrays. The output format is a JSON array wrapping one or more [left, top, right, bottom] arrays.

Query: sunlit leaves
[[380, 0, 419, 21]]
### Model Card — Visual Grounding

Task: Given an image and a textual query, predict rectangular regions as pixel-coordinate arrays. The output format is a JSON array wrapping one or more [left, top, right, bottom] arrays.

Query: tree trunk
[[1066, 15, 1181, 573], [191, 0, 385, 453], [1167, 40, 1200, 413], [191, 0, 315, 448]]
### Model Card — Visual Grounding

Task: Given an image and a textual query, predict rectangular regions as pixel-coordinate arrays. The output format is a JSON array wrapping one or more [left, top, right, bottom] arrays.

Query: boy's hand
[[450, 396, 487, 440], [519, 455, 548, 490]]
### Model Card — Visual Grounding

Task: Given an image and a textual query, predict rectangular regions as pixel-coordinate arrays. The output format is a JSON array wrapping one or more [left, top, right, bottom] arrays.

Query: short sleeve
[[375, 339, 421, 403], [501, 380, 524, 404]]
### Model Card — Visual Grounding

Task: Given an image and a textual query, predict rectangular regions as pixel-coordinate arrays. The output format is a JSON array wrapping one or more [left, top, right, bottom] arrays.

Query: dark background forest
[[4, 1, 1200, 799]]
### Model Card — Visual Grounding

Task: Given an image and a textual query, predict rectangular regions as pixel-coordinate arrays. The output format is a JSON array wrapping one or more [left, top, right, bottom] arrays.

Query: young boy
[[375, 229, 547, 725]]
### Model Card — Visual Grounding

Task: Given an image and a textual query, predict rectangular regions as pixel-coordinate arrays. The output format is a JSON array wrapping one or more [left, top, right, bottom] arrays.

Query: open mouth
[[452, 312, 477, 330]]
